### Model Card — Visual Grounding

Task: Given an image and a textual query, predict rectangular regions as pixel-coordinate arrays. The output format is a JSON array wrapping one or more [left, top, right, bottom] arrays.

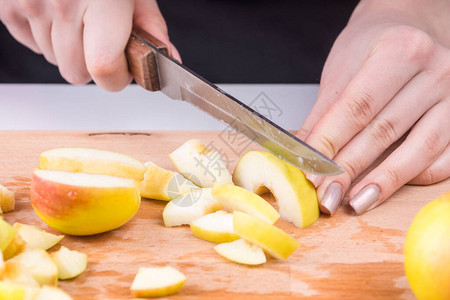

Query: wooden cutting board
[[1, 131, 448, 300]]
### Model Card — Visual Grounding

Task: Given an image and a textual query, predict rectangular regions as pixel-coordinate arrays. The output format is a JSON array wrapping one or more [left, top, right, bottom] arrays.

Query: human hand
[[298, 0, 450, 215], [0, 0, 180, 91]]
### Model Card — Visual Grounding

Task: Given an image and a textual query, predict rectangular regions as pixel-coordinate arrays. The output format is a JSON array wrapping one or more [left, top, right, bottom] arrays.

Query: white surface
[[0, 84, 318, 130]]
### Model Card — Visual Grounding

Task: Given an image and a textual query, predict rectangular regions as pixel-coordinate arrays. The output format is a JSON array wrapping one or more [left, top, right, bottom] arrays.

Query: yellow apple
[[190, 210, 239, 243], [130, 266, 186, 298], [404, 191, 450, 300], [3, 232, 26, 260], [169, 139, 233, 187], [212, 183, 280, 224], [162, 188, 223, 227], [0, 184, 15, 213], [8, 249, 58, 286], [214, 238, 266, 265], [233, 211, 300, 260], [0, 218, 15, 251], [233, 151, 319, 228], [30, 169, 140, 236], [38, 147, 146, 181], [34, 286, 72, 300], [50, 246, 87, 280], [140, 161, 198, 201], [14, 223, 63, 250]]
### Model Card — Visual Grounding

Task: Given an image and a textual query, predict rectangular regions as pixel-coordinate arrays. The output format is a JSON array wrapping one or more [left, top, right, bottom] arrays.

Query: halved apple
[[212, 184, 280, 224], [169, 139, 233, 187], [233, 151, 319, 228], [140, 161, 198, 201], [0, 282, 39, 300], [50, 246, 87, 280], [8, 249, 58, 286], [214, 238, 266, 265], [14, 223, 63, 250], [130, 266, 186, 298], [0, 184, 15, 213], [4, 261, 40, 287], [38, 147, 146, 181], [190, 210, 239, 243], [3, 232, 26, 260], [0, 218, 15, 251], [233, 211, 300, 260], [35, 286, 73, 300], [30, 169, 140, 235], [162, 188, 223, 227]]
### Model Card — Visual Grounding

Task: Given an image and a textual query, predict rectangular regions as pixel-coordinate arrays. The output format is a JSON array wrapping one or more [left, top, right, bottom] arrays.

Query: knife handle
[[125, 27, 168, 91]]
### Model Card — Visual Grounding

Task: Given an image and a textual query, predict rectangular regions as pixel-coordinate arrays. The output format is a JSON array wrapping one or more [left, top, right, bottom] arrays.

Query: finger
[[316, 71, 439, 214], [51, 4, 91, 85], [408, 143, 450, 185], [83, 0, 134, 92], [348, 99, 450, 215]]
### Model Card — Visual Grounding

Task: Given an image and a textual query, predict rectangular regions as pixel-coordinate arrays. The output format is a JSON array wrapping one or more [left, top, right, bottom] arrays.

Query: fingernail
[[349, 184, 381, 215], [319, 182, 344, 215], [305, 173, 324, 188]]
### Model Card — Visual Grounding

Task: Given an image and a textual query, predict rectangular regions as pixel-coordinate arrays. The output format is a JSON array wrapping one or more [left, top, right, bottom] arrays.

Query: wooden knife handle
[[125, 27, 168, 91]]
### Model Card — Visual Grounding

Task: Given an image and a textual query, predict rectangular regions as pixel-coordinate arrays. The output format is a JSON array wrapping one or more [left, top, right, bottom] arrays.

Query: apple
[[130, 266, 186, 298], [30, 169, 140, 236], [34, 286, 72, 300], [0, 184, 15, 213], [3, 232, 26, 260], [140, 161, 198, 201], [169, 139, 233, 187], [0, 252, 4, 280], [212, 183, 280, 224], [50, 246, 87, 280], [38, 147, 146, 181], [190, 210, 239, 243], [404, 191, 450, 300], [214, 238, 266, 266], [162, 188, 223, 227], [4, 261, 40, 287], [233, 151, 319, 228], [8, 249, 58, 286], [13, 223, 63, 250], [0, 282, 39, 300], [233, 211, 300, 260], [0, 218, 15, 251]]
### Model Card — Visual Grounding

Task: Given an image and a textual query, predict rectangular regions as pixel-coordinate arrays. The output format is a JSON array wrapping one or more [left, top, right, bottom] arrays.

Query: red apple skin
[[30, 171, 140, 236]]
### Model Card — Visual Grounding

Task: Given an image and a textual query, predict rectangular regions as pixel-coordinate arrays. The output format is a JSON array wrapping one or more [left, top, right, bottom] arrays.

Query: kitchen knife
[[125, 28, 344, 176]]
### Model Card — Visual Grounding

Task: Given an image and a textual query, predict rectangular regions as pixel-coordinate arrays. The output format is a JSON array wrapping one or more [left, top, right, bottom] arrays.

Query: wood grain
[[1, 131, 448, 299]]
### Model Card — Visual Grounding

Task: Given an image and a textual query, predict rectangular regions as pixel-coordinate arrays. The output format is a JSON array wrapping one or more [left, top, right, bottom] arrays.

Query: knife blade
[[126, 29, 344, 176]]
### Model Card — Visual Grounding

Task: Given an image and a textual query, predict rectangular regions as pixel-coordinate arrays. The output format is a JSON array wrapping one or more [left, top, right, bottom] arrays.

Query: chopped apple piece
[[8, 249, 58, 286], [233, 151, 319, 228], [233, 211, 300, 260], [140, 161, 198, 201], [130, 266, 186, 298], [34, 286, 72, 300], [214, 239, 266, 265], [13, 223, 63, 250], [212, 184, 280, 224], [4, 261, 40, 287], [0, 184, 15, 213], [50, 246, 87, 280], [169, 139, 233, 187], [163, 188, 223, 227], [190, 210, 239, 243], [3, 232, 26, 260], [0, 218, 16, 251], [0, 251, 4, 280], [31, 169, 141, 236], [38, 147, 146, 181], [0, 282, 39, 300]]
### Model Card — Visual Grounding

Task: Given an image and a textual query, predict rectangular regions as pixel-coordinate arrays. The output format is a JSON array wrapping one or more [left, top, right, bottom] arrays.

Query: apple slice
[[233, 211, 300, 260], [3, 232, 26, 260], [31, 169, 141, 236], [214, 238, 266, 265], [8, 249, 58, 286], [190, 210, 239, 243], [169, 139, 233, 187], [140, 161, 198, 201], [212, 184, 280, 224], [13, 223, 63, 250], [38, 147, 146, 181], [0, 218, 15, 251], [163, 188, 223, 227], [233, 151, 319, 228], [50, 246, 87, 280], [4, 261, 40, 287], [0, 282, 39, 300], [0, 184, 15, 213], [34, 286, 73, 300], [130, 266, 186, 298]]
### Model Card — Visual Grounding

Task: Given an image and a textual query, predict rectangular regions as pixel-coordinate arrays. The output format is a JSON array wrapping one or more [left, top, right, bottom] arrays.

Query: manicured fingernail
[[349, 184, 381, 215], [305, 174, 324, 188], [319, 182, 344, 215]]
